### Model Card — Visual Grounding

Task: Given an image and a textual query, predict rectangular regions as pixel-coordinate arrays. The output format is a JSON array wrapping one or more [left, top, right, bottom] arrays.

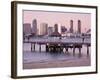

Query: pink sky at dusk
[[23, 10, 91, 33]]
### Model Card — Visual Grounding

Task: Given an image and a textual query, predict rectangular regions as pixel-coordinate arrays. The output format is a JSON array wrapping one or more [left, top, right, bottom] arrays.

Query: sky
[[23, 10, 91, 33]]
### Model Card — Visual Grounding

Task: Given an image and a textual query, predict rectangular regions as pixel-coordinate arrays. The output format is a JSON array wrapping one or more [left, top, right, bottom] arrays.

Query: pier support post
[[33, 43, 35, 51], [46, 44, 49, 52], [59, 45, 62, 53], [60, 47, 62, 53], [87, 45, 89, 57], [31, 43, 35, 52], [66, 48, 68, 52], [66, 47, 69, 55], [39, 44, 41, 52], [79, 48, 81, 57], [73, 46, 75, 56], [31, 43, 32, 52]]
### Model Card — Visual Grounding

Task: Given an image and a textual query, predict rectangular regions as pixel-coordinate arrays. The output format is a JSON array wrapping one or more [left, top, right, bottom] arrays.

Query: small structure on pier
[[47, 24, 62, 53]]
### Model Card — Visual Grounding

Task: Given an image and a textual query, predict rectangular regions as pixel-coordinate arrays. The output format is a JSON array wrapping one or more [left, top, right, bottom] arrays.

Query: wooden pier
[[24, 37, 91, 57]]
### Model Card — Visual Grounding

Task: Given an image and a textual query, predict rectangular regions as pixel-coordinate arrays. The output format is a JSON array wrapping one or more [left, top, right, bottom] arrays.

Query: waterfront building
[[54, 24, 58, 32], [77, 20, 81, 34], [40, 23, 48, 36], [50, 24, 61, 37], [61, 26, 67, 33], [69, 20, 74, 33], [48, 27, 54, 35], [23, 23, 31, 34], [31, 19, 37, 35]]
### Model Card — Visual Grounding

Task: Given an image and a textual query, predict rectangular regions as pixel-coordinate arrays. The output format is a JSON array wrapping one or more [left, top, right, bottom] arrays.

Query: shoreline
[[23, 55, 90, 69]]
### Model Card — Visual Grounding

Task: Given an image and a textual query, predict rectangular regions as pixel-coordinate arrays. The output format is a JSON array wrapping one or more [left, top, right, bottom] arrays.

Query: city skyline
[[23, 20, 90, 35], [23, 10, 91, 33]]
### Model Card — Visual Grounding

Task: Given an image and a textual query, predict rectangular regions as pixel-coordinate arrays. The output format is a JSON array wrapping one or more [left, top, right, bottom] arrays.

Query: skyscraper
[[54, 24, 58, 32], [31, 19, 37, 35], [77, 20, 81, 33], [69, 20, 73, 33], [48, 27, 53, 35], [50, 24, 61, 37], [40, 23, 48, 35], [58, 24, 61, 34]]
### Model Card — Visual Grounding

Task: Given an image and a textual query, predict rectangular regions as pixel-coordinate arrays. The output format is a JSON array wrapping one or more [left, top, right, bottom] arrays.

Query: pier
[[23, 37, 91, 57]]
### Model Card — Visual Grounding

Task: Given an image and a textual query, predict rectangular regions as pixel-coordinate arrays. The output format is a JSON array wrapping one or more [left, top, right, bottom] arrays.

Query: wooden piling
[[31, 43, 35, 52], [46, 44, 49, 52], [33, 43, 35, 51], [31, 43, 32, 52], [79, 47, 81, 57], [39, 44, 41, 52], [87, 45, 89, 56], [73, 46, 75, 56]]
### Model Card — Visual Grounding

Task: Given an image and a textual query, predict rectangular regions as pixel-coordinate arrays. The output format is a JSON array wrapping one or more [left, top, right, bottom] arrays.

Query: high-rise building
[[61, 26, 67, 34], [69, 20, 73, 33], [54, 24, 58, 32], [50, 24, 61, 37], [48, 27, 54, 35], [40, 23, 48, 35], [77, 20, 81, 33], [31, 19, 37, 35], [58, 24, 61, 34], [23, 23, 31, 34]]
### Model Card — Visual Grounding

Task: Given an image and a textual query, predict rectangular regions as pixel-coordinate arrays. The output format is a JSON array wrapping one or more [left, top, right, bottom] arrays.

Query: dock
[[24, 37, 91, 57]]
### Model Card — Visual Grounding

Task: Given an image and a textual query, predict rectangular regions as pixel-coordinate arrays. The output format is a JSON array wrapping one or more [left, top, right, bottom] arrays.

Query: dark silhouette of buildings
[[23, 19, 83, 37], [23, 23, 31, 34], [48, 27, 53, 35], [69, 20, 73, 33], [32, 19, 37, 35], [54, 24, 58, 32], [77, 20, 81, 33], [23, 23, 32, 40], [61, 26, 67, 33], [50, 24, 61, 37]]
